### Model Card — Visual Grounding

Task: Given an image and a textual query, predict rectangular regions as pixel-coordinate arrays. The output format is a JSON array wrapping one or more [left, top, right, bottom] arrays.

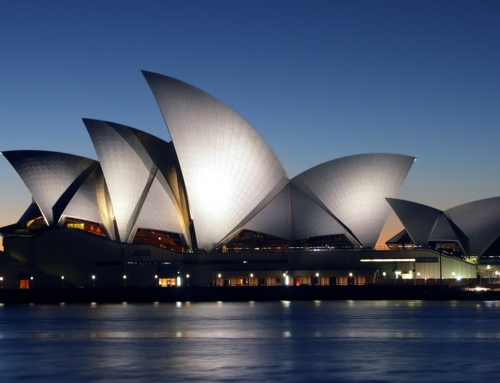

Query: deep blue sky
[[1, 0, 499, 248]]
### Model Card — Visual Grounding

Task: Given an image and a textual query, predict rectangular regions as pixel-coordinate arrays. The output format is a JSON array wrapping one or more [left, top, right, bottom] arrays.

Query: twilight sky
[[1, 0, 499, 249]]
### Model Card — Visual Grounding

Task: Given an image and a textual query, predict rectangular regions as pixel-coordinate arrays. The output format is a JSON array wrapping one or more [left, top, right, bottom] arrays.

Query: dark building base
[[0, 285, 496, 304]]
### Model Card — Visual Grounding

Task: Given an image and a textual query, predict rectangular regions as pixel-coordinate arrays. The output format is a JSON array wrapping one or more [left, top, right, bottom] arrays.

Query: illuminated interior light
[[360, 259, 416, 262]]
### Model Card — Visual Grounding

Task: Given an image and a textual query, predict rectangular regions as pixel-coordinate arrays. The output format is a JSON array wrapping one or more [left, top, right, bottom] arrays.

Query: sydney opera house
[[0, 71, 494, 289]]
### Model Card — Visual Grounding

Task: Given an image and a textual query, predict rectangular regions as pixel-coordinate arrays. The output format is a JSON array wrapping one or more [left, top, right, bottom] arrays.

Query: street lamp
[[348, 272, 354, 286], [249, 273, 253, 286]]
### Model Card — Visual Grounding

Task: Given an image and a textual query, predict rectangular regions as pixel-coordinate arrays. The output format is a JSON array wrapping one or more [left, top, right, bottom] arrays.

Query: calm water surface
[[0, 300, 499, 382]]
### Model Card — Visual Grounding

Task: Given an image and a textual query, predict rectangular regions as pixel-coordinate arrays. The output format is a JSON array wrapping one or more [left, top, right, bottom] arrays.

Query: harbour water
[[0, 300, 499, 382]]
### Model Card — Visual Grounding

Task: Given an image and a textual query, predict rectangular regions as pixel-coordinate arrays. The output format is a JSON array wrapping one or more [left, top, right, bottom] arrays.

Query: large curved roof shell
[[292, 154, 415, 246], [143, 71, 288, 249], [61, 166, 105, 225], [290, 183, 349, 241], [84, 119, 187, 244], [242, 184, 292, 240], [444, 197, 500, 256], [2, 150, 97, 226], [428, 213, 466, 252], [386, 198, 443, 246]]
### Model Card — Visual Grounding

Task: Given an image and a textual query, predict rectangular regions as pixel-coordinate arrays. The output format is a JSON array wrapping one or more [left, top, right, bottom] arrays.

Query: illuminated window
[[158, 278, 176, 287], [19, 279, 29, 289]]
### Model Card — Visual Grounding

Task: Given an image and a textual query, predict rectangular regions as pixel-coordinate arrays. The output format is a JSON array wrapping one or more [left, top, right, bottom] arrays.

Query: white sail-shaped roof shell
[[84, 119, 186, 243], [444, 197, 500, 256], [243, 185, 292, 240], [134, 174, 186, 237], [143, 71, 288, 249], [292, 153, 415, 246], [1, 150, 97, 225], [386, 198, 443, 246], [61, 169, 103, 224], [290, 184, 348, 241]]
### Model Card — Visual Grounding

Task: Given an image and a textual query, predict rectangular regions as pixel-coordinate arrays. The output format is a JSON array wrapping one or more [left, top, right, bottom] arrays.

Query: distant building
[[0, 71, 491, 288]]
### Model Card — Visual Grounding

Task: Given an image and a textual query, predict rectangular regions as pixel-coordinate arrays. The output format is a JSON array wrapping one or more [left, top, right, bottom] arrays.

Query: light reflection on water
[[0, 300, 500, 382]]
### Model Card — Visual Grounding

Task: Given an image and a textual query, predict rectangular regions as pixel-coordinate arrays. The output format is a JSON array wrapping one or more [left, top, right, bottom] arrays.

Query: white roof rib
[[292, 153, 415, 246], [143, 71, 288, 249]]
